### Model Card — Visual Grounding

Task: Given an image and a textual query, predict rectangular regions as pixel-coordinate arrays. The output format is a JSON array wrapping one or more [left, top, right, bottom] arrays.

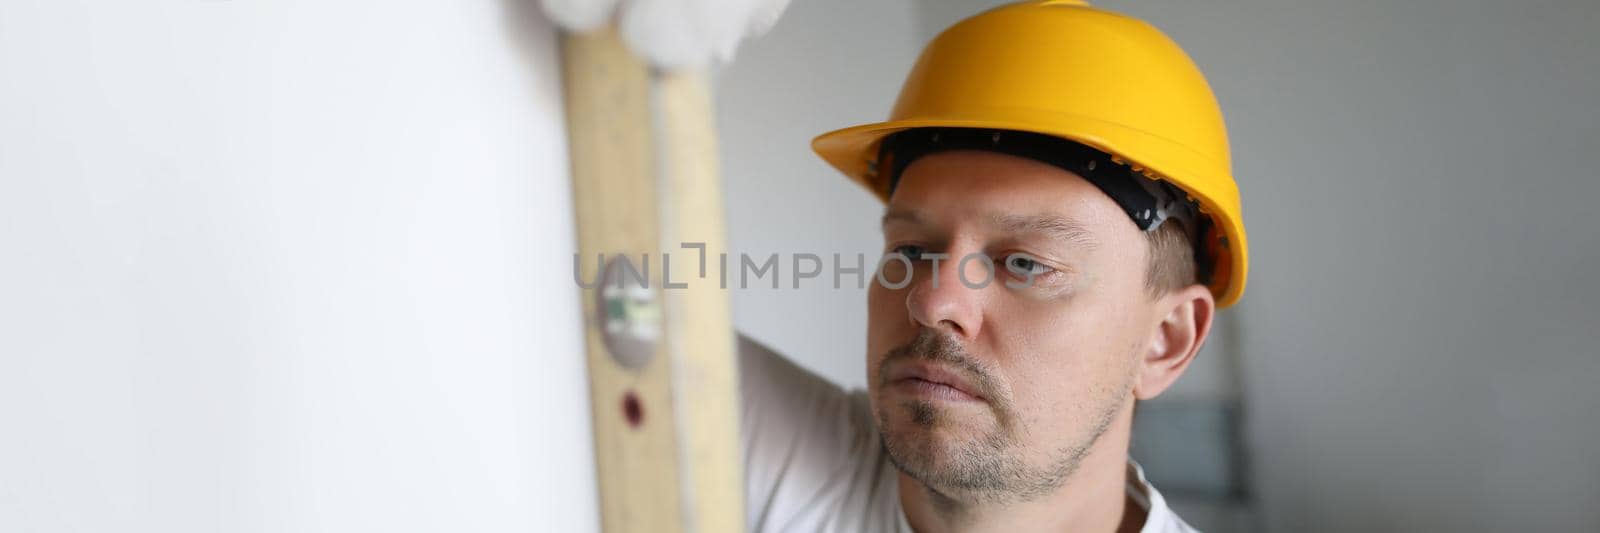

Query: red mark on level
[[622, 390, 644, 428]]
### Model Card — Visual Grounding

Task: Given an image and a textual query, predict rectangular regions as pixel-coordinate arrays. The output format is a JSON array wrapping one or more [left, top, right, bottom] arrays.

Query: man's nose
[[905, 249, 990, 341]]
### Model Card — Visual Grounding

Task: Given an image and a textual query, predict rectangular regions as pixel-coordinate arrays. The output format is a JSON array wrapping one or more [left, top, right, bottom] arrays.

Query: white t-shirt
[[738, 335, 1199, 533]]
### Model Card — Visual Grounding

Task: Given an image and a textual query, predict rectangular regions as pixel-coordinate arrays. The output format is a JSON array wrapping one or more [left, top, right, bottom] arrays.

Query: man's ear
[[1132, 284, 1216, 400]]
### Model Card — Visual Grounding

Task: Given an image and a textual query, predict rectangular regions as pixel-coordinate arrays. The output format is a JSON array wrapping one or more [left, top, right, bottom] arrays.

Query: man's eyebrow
[[881, 207, 923, 228], [989, 212, 1099, 250]]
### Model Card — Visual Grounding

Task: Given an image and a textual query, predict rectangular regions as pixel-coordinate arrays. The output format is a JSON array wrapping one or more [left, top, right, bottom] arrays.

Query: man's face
[[866, 149, 1157, 502]]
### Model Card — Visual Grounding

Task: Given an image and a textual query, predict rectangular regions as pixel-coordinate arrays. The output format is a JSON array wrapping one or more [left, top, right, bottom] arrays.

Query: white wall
[[0, 1, 597, 531]]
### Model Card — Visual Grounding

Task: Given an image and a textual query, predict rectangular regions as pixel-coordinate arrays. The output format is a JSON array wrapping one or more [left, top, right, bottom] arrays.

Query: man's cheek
[[866, 289, 914, 345], [1009, 271, 1090, 303], [865, 284, 895, 323]]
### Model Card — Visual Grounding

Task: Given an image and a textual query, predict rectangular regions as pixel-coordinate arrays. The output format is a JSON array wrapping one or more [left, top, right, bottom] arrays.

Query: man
[[741, 1, 1248, 532]]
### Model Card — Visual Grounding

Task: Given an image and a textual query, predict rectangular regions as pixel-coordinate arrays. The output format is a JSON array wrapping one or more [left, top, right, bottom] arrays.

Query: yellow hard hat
[[812, 0, 1248, 307]]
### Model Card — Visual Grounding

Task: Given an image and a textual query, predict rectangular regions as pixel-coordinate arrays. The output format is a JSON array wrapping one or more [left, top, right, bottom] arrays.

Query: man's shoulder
[[737, 333, 881, 465], [737, 334, 908, 533], [1128, 460, 1202, 533]]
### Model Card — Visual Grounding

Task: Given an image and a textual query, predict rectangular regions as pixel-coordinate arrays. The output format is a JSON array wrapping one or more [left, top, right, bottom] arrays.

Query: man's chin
[[879, 427, 1003, 499], [879, 416, 991, 469], [879, 421, 1056, 504]]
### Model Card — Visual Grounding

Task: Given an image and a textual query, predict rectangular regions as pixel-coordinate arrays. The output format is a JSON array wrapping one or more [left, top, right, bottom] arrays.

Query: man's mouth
[[886, 363, 986, 403]]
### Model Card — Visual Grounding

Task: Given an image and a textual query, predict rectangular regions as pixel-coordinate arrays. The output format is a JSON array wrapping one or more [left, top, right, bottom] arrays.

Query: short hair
[[1144, 219, 1198, 296]]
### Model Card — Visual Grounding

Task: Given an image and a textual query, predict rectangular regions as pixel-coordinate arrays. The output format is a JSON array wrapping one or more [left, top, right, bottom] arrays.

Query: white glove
[[541, 0, 791, 70]]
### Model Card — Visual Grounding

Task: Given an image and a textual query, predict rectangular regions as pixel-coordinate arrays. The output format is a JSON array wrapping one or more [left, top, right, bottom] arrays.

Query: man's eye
[[1004, 253, 1053, 275], [892, 244, 926, 261]]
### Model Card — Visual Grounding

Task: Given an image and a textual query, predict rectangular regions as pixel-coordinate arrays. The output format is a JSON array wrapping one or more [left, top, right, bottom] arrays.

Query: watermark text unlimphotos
[[573, 242, 1043, 290]]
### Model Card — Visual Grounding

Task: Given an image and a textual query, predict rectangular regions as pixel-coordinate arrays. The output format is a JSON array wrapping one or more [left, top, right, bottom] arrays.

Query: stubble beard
[[873, 329, 1126, 506]]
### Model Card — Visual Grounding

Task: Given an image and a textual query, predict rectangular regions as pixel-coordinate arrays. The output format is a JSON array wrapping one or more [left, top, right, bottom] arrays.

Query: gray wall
[[1092, 2, 1600, 531], [723, 1, 1600, 531], [716, 0, 922, 389]]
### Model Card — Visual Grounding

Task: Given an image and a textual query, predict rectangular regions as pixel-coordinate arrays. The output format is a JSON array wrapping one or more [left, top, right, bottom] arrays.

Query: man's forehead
[[892, 150, 1114, 216], [883, 150, 1136, 247], [881, 206, 1101, 250]]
